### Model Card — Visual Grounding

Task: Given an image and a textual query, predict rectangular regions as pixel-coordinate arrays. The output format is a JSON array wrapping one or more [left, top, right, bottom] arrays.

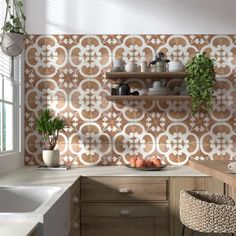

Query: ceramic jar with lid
[[168, 61, 184, 72]]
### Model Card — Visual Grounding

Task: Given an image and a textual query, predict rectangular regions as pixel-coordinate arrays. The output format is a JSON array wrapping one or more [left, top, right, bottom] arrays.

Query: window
[[0, 0, 21, 154]]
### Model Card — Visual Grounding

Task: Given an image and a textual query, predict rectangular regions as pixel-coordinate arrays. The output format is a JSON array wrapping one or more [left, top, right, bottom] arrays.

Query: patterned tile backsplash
[[25, 34, 236, 166]]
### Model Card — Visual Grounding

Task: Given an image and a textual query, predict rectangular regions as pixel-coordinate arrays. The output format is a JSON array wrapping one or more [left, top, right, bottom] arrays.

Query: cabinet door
[[69, 178, 80, 236], [81, 203, 169, 236], [169, 177, 224, 236], [81, 177, 168, 202]]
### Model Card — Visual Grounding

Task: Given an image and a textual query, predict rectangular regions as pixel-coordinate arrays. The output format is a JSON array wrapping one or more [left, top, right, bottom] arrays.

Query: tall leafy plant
[[2, 0, 26, 34], [185, 53, 216, 114], [36, 109, 66, 150]]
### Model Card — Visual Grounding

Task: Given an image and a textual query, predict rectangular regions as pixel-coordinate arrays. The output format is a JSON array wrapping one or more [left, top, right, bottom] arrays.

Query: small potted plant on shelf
[[185, 52, 216, 114], [36, 108, 66, 167], [1, 0, 26, 57]]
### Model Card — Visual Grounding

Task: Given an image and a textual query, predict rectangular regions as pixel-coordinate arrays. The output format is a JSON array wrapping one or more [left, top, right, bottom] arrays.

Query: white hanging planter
[[1, 32, 24, 57]]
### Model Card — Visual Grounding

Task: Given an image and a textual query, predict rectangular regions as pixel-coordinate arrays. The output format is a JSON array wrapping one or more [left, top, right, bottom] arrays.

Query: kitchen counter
[[0, 165, 208, 236], [0, 165, 208, 188], [189, 160, 236, 187], [0, 221, 38, 236]]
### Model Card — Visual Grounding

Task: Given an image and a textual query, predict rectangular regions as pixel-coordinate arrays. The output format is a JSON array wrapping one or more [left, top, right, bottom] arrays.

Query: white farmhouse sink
[[0, 186, 70, 236], [0, 186, 60, 213]]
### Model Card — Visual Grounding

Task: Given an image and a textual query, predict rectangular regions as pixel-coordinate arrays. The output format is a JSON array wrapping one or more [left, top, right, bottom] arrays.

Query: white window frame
[[0, 57, 22, 156]]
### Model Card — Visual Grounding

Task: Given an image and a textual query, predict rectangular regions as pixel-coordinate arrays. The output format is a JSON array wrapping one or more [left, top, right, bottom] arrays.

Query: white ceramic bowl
[[168, 61, 184, 72], [125, 63, 138, 72]]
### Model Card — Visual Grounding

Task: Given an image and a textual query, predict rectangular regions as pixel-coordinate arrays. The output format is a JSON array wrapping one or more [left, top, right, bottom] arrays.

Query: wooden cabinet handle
[[72, 196, 79, 204], [72, 222, 79, 229], [118, 187, 132, 193], [119, 209, 130, 216]]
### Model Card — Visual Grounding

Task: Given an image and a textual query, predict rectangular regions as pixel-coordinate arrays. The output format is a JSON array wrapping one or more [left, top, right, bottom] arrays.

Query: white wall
[[25, 0, 236, 34]]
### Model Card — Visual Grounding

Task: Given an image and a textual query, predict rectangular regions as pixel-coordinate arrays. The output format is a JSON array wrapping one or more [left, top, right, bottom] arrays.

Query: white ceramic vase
[[42, 150, 60, 167]]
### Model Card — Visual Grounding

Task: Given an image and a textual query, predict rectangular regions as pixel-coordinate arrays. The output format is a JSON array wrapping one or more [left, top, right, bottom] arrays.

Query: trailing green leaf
[[185, 52, 216, 114], [2, 0, 26, 34], [36, 108, 66, 150]]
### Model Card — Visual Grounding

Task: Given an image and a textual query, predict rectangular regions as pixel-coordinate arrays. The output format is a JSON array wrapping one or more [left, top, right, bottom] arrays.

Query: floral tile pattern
[[25, 34, 236, 166]]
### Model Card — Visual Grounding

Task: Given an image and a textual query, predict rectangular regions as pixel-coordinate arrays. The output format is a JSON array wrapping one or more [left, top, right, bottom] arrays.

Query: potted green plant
[[1, 0, 26, 57], [36, 108, 66, 167], [185, 52, 216, 114]]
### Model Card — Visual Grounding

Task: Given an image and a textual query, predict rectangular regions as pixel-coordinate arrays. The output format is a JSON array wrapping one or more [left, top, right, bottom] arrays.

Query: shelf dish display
[[106, 95, 191, 101], [106, 72, 187, 79]]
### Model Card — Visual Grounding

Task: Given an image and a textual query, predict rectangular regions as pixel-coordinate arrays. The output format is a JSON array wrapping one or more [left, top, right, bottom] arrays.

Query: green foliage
[[185, 52, 216, 114], [2, 0, 26, 34], [36, 109, 66, 150]]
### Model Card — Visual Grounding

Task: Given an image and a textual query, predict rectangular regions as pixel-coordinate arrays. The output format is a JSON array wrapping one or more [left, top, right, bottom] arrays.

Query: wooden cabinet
[[81, 177, 168, 202], [70, 175, 224, 236], [69, 177, 80, 236], [81, 203, 169, 236], [80, 177, 169, 236]]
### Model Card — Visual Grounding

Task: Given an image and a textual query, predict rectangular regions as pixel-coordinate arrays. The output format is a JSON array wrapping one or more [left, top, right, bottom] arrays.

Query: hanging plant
[[1, 0, 26, 57], [2, 0, 26, 34], [185, 52, 216, 114]]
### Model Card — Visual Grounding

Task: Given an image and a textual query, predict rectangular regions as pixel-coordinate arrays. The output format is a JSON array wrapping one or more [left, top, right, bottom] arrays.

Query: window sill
[[0, 151, 22, 158], [0, 151, 24, 175]]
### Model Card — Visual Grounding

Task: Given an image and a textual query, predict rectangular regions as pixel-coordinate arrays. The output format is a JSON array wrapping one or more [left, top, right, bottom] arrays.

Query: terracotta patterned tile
[[24, 35, 41, 50], [219, 76, 236, 101], [99, 105, 130, 139], [89, 35, 112, 58], [131, 100, 155, 121], [154, 34, 173, 49], [157, 35, 198, 64], [24, 34, 236, 166], [199, 144, 223, 160], [132, 35, 156, 64], [184, 110, 215, 139], [112, 34, 135, 63], [69, 144, 93, 166], [90, 56, 112, 78], [90, 143, 112, 165], [189, 149, 212, 161], [219, 35, 236, 77], [25, 144, 43, 166], [94, 35, 130, 58], [185, 35, 214, 51]]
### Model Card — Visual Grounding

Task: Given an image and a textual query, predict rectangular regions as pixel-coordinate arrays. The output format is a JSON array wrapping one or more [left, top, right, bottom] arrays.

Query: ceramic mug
[[140, 62, 148, 72], [113, 59, 124, 71], [125, 63, 138, 72], [228, 162, 236, 172]]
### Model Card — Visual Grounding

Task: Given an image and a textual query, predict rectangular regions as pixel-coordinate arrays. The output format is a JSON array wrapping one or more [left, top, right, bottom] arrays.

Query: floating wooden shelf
[[106, 72, 187, 80], [106, 95, 191, 101]]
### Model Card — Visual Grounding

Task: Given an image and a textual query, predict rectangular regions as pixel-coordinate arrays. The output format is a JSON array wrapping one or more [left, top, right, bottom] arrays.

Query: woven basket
[[180, 190, 236, 233]]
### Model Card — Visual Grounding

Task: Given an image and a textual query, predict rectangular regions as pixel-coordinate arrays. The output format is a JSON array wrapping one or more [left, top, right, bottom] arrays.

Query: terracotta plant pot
[[42, 150, 60, 167], [1, 32, 24, 57]]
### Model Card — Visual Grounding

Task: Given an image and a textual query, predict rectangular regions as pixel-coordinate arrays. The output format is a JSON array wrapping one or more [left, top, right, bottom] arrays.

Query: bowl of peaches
[[125, 157, 167, 171]]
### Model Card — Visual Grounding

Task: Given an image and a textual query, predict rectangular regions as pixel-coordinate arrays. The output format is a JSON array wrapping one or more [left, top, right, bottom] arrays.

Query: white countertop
[[0, 165, 207, 236], [0, 165, 207, 188], [0, 221, 37, 236]]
